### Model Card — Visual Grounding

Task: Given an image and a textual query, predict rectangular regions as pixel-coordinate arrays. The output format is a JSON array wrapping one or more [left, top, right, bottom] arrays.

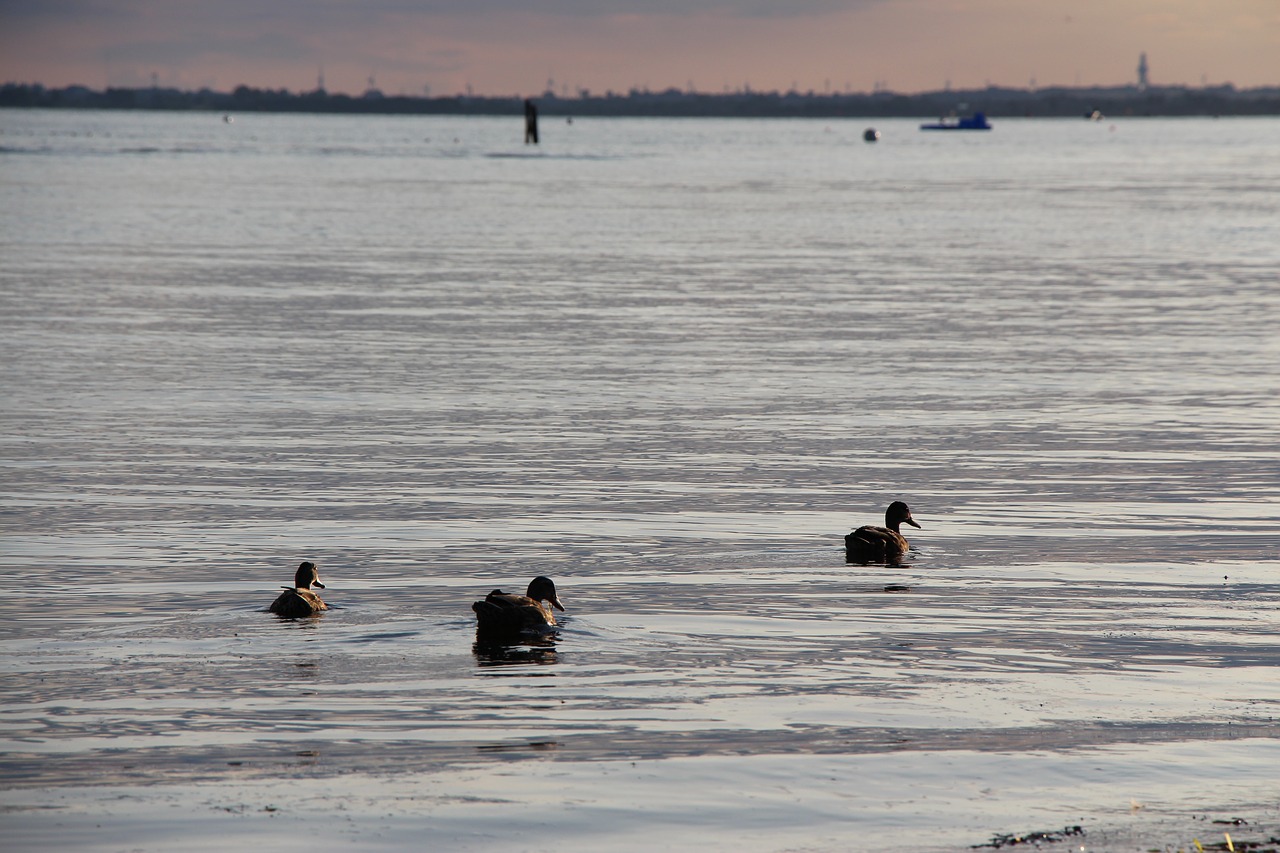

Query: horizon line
[[6, 78, 1278, 101]]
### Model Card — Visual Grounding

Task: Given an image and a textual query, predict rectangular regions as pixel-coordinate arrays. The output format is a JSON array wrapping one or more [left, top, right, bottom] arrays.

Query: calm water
[[2, 109, 1279, 851]]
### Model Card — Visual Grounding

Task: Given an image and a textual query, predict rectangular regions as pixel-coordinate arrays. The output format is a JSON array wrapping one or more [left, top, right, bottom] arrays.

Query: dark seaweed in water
[[973, 825, 1084, 848]]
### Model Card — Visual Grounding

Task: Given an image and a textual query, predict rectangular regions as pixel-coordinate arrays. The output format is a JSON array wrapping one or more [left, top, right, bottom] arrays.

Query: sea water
[[1, 109, 1278, 851]]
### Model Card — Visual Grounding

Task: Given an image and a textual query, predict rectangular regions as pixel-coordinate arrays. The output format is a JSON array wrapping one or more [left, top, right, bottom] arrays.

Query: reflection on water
[[845, 552, 914, 569], [269, 610, 327, 624], [473, 635, 560, 669], [475, 739, 560, 754]]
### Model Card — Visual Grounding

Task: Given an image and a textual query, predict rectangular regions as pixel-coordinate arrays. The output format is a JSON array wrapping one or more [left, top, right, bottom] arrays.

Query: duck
[[472, 576, 565, 635], [269, 561, 328, 617], [845, 501, 921, 563]]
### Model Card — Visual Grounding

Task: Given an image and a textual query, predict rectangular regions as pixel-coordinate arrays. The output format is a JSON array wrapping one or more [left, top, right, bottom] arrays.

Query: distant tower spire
[[316, 66, 325, 94], [1137, 52, 1149, 90]]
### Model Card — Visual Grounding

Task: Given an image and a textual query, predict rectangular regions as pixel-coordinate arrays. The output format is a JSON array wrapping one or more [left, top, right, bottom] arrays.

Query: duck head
[[294, 561, 325, 590], [887, 501, 921, 530], [526, 576, 565, 612]]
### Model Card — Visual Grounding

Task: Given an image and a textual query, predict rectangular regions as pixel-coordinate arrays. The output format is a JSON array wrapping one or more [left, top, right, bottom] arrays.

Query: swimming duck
[[269, 561, 328, 617], [845, 501, 921, 563], [472, 576, 565, 635]]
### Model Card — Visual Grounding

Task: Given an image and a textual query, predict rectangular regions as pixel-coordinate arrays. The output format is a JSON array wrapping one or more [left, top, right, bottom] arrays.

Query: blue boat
[[920, 111, 992, 131]]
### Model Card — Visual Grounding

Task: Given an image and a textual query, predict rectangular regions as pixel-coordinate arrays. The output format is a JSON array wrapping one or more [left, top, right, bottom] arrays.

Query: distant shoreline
[[3, 81, 1278, 118]]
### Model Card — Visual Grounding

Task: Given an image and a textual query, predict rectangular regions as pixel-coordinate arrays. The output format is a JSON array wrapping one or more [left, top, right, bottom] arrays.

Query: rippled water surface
[[2, 109, 1279, 851]]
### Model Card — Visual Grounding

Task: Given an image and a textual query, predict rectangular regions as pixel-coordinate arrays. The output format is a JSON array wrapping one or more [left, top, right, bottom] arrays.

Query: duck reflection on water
[[473, 634, 559, 668]]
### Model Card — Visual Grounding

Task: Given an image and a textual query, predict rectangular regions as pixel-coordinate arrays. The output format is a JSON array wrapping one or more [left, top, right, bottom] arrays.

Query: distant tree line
[[2, 81, 1277, 118]]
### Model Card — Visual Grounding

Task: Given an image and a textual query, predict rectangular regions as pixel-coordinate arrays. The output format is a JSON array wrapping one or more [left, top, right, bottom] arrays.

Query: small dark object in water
[[269, 561, 327, 617], [883, 584, 912, 592], [973, 825, 1084, 849], [863, 127, 880, 142], [524, 99, 539, 144]]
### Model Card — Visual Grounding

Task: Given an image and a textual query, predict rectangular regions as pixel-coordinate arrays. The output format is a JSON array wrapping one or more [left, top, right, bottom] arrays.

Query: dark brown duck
[[845, 501, 921, 563], [269, 561, 328, 617], [472, 576, 565, 634]]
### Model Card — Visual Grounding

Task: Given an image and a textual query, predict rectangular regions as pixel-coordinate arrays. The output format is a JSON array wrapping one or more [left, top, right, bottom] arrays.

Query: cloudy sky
[[1, 0, 1276, 96]]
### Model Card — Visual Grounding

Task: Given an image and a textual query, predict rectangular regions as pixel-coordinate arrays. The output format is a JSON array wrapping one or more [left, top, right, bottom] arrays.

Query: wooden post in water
[[524, 99, 539, 145]]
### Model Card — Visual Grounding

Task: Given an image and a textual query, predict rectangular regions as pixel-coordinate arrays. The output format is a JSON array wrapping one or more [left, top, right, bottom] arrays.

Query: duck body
[[845, 526, 910, 562], [472, 576, 565, 636], [269, 561, 328, 617], [845, 501, 921, 564]]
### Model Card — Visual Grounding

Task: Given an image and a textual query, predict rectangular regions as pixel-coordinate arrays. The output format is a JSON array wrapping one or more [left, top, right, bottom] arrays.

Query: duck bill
[[550, 596, 565, 612], [312, 580, 326, 589], [905, 518, 921, 529]]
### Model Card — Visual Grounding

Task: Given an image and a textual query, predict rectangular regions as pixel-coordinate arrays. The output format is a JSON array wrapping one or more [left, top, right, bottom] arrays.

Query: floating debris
[[973, 825, 1084, 848]]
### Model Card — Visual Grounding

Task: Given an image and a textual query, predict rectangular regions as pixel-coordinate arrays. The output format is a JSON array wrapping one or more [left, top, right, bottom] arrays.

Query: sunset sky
[[1, 1, 1276, 97]]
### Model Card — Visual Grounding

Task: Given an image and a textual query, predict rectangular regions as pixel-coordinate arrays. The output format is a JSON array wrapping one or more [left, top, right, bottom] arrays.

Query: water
[[2, 109, 1279, 851]]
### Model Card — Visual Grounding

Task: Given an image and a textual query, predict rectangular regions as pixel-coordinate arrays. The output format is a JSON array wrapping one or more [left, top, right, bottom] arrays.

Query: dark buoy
[[863, 127, 880, 143]]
